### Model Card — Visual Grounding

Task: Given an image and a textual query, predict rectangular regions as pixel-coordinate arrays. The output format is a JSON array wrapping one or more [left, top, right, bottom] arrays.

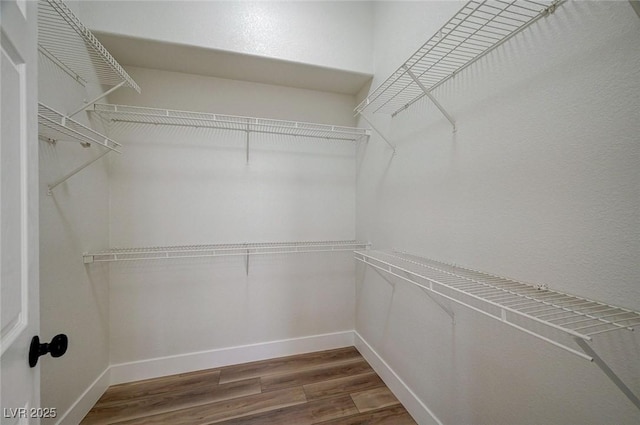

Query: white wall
[[38, 0, 363, 416], [356, 1, 640, 424], [39, 1, 640, 423], [38, 4, 111, 422], [104, 66, 358, 367], [80, 0, 373, 74]]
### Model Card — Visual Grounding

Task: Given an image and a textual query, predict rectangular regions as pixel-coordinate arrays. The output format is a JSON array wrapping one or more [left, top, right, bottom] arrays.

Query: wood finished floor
[[81, 347, 417, 425]]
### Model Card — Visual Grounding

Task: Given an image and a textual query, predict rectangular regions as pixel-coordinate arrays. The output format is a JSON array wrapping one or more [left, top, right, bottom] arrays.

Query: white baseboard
[[110, 330, 355, 385], [57, 331, 353, 423], [56, 331, 437, 425], [354, 331, 443, 425], [55, 367, 110, 425]]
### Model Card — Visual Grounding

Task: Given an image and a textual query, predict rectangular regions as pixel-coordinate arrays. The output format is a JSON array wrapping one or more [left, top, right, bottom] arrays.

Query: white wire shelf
[[38, 103, 121, 153], [92, 104, 370, 142], [355, 0, 563, 117], [84, 240, 370, 264], [355, 250, 640, 360], [38, 0, 140, 93]]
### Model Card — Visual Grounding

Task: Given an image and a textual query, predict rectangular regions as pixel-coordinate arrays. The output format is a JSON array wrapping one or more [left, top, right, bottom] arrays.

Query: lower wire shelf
[[84, 240, 370, 264], [355, 250, 640, 360], [38, 103, 121, 152], [356, 249, 640, 411], [92, 104, 371, 142]]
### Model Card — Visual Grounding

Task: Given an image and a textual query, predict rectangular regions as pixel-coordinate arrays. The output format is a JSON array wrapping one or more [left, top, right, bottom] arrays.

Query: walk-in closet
[[1, 0, 639, 424]]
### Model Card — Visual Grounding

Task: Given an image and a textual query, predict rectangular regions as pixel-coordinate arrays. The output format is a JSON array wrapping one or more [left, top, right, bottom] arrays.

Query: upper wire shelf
[[92, 104, 370, 142], [38, 0, 140, 93], [38, 103, 121, 152], [84, 240, 370, 263], [355, 0, 563, 116], [355, 250, 640, 360]]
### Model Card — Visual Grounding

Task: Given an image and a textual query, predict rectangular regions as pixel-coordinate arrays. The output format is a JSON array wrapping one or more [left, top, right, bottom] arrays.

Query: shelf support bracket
[[629, 0, 640, 18], [357, 113, 396, 153], [68, 81, 126, 118], [574, 338, 640, 412], [245, 130, 250, 164], [399, 266, 455, 323], [371, 266, 396, 289], [245, 249, 250, 276], [368, 260, 454, 324], [418, 286, 455, 324], [403, 66, 456, 133], [48, 150, 111, 195]]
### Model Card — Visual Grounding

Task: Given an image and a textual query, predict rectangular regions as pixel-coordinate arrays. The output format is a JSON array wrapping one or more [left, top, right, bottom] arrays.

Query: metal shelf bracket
[[361, 254, 455, 323], [418, 285, 455, 324], [357, 113, 396, 153], [630, 0, 640, 18], [245, 130, 250, 164], [574, 338, 640, 412], [403, 66, 456, 133], [39, 103, 122, 194], [47, 150, 111, 195], [68, 81, 126, 119]]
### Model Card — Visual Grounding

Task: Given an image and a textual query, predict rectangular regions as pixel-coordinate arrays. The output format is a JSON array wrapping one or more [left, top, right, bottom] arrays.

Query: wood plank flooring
[[81, 347, 417, 425]]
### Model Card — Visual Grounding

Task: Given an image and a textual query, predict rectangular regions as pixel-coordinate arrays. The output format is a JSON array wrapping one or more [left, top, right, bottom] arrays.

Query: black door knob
[[29, 334, 68, 368]]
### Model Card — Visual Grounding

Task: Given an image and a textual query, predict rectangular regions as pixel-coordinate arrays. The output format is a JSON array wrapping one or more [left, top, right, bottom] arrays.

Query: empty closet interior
[[36, 0, 640, 424]]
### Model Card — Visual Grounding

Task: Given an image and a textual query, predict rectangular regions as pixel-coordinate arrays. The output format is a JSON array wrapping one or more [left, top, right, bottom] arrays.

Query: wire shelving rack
[[38, 0, 141, 192], [355, 249, 640, 410], [38, 103, 121, 153], [355, 0, 564, 122], [38, 103, 122, 194], [84, 240, 370, 264], [38, 0, 140, 97], [92, 104, 370, 142], [355, 250, 640, 358]]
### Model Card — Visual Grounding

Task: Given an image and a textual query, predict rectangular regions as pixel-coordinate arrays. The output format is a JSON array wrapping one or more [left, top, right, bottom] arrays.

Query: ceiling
[[96, 32, 373, 96]]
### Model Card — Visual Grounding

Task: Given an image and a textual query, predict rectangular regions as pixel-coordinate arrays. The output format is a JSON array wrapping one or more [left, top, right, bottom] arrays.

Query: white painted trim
[[55, 367, 110, 425], [354, 331, 444, 425], [110, 331, 354, 385], [56, 331, 439, 425]]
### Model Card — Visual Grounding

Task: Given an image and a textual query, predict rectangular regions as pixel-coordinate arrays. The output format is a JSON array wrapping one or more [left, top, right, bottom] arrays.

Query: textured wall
[[80, 0, 374, 74], [38, 1, 111, 420], [356, 1, 640, 424], [105, 66, 358, 365]]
